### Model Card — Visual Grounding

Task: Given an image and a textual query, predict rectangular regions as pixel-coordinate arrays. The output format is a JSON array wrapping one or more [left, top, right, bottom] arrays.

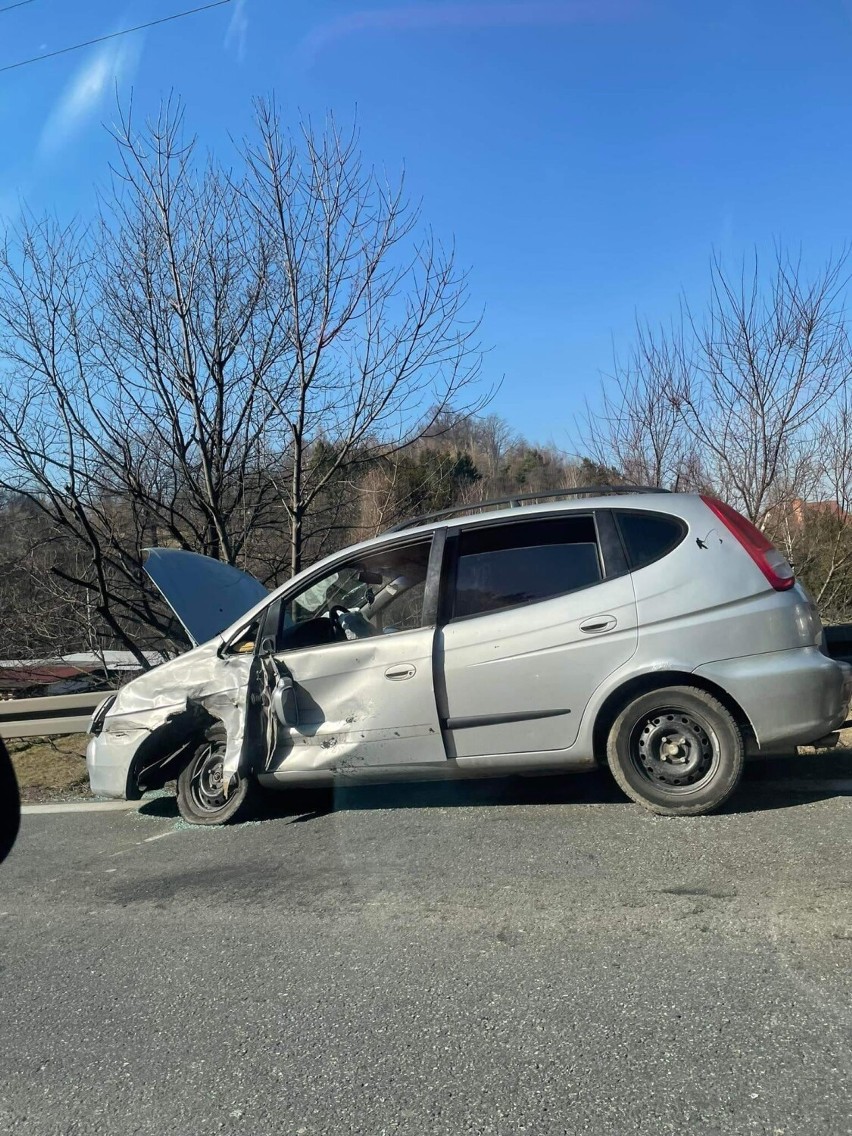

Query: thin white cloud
[[225, 0, 248, 62], [298, 0, 643, 65], [38, 36, 142, 159]]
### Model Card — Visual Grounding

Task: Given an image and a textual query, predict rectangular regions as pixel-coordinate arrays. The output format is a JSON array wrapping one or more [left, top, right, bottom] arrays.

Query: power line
[[0, 0, 37, 14], [0, 0, 233, 74]]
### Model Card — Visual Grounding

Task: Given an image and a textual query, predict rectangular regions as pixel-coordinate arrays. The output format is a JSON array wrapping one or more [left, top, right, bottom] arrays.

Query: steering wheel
[[327, 604, 351, 640]]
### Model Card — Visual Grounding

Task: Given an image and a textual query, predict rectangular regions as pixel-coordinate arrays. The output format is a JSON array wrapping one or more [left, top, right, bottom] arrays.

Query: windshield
[[280, 539, 432, 648]]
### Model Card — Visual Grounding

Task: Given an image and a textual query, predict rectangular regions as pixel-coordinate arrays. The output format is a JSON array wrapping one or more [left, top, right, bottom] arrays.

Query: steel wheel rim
[[189, 741, 232, 813], [628, 706, 720, 793]]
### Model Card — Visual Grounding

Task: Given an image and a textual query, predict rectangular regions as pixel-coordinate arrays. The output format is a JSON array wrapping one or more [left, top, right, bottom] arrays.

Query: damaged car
[[86, 488, 852, 824]]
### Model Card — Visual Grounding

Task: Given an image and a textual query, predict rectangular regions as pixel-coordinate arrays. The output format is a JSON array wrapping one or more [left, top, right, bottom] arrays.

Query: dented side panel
[[265, 628, 445, 774]]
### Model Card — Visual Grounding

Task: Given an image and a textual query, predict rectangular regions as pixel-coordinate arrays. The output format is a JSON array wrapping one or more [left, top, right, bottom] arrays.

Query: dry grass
[[7, 734, 90, 802]]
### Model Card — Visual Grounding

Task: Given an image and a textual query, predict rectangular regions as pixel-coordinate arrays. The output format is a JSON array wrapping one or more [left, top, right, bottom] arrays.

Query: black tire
[[176, 725, 257, 826], [0, 738, 20, 863], [606, 686, 744, 816]]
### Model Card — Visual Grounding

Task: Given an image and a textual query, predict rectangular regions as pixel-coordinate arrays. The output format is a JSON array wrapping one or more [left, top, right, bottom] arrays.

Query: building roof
[[0, 651, 165, 691], [0, 664, 96, 691]]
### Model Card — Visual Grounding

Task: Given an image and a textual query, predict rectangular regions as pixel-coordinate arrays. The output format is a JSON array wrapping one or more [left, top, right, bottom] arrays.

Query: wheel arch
[[125, 703, 220, 798], [591, 670, 755, 765]]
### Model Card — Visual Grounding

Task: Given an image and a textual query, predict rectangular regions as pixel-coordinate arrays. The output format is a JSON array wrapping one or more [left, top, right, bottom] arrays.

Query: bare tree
[[582, 323, 704, 491], [670, 248, 850, 522], [423, 412, 516, 481], [786, 389, 852, 619], [0, 95, 487, 657], [0, 215, 160, 664], [95, 100, 294, 569], [239, 99, 487, 574], [580, 247, 850, 517], [0, 111, 290, 660], [575, 244, 852, 619]]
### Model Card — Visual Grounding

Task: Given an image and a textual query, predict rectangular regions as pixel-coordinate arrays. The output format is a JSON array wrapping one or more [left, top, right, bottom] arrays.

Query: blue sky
[[2, 0, 852, 446]]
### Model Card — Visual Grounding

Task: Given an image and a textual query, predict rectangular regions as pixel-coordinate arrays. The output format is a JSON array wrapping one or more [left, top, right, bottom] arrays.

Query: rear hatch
[[624, 495, 821, 663]]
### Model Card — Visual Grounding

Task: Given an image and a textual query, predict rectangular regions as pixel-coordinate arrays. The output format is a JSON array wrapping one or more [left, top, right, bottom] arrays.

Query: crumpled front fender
[[88, 645, 253, 799]]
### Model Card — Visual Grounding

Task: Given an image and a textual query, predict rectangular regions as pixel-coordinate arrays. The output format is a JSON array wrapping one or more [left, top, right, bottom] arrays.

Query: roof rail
[[384, 484, 668, 533]]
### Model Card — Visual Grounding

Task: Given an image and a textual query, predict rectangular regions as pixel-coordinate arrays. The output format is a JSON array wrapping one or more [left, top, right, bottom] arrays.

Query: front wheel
[[606, 686, 744, 816], [176, 726, 257, 825]]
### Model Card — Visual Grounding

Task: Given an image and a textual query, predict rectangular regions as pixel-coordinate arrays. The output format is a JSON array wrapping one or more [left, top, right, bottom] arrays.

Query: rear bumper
[[695, 647, 852, 750]]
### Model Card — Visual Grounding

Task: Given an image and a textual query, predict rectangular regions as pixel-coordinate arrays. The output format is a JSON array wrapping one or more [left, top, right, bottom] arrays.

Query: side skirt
[[257, 751, 597, 791]]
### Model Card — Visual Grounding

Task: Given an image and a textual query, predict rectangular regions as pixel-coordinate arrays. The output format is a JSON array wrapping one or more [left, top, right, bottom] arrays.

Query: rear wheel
[[606, 686, 744, 816], [176, 725, 257, 826]]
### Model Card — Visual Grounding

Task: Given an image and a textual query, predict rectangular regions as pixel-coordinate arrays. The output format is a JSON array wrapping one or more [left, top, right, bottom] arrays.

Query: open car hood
[[143, 548, 269, 646]]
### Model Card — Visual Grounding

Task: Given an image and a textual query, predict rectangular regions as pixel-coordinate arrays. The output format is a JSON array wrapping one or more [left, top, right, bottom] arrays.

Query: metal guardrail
[[0, 691, 109, 739]]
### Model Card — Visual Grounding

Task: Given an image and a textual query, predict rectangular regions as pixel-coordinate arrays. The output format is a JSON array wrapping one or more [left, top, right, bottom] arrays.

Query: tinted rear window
[[615, 511, 685, 570], [452, 515, 601, 618]]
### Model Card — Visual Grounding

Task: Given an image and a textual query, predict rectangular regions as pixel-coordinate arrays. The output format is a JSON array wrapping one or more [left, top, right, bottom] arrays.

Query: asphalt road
[[1, 753, 851, 1136]]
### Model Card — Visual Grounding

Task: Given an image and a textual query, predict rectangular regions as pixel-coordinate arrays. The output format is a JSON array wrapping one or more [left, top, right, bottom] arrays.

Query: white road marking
[[21, 800, 141, 815], [755, 779, 852, 792], [142, 831, 175, 843]]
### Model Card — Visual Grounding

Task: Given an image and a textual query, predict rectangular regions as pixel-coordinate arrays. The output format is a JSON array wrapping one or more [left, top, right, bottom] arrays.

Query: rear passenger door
[[437, 512, 638, 759]]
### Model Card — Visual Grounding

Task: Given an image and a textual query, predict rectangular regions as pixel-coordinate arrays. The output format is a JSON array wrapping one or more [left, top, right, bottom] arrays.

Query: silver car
[[86, 488, 852, 824]]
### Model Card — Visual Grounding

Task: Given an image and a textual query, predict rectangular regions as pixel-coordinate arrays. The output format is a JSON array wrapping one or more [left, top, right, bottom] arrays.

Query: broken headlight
[[88, 694, 117, 736]]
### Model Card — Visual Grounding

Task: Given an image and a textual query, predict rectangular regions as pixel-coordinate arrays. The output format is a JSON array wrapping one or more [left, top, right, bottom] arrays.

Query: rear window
[[451, 515, 601, 619], [615, 511, 685, 570]]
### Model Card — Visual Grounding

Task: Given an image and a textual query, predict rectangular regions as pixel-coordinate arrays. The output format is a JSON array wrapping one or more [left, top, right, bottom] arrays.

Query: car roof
[[379, 491, 698, 542]]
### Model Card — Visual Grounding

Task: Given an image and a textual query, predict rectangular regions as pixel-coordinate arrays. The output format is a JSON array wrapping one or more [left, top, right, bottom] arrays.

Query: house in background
[[0, 652, 165, 699], [784, 498, 849, 528]]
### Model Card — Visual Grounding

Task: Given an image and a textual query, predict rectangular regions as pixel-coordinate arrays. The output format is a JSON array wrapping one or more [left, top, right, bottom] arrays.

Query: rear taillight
[[700, 496, 795, 591]]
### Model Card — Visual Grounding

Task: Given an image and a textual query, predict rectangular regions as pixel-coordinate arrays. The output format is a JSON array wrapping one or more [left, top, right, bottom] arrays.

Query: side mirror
[[259, 635, 276, 657], [271, 673, 298, 726]]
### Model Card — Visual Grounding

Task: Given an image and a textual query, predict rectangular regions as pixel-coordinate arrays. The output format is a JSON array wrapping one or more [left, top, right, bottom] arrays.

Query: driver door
[[253, 534, 446, 775]]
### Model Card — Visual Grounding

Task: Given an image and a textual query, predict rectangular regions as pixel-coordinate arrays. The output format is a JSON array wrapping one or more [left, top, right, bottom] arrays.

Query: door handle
[[384, 663, 416, 681], [579, 615, 617, 635]]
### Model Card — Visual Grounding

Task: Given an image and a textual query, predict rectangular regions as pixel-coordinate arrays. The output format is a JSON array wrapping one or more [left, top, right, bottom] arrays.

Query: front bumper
[[86, 729, 148, 799], [695, 647, 852, 750]]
